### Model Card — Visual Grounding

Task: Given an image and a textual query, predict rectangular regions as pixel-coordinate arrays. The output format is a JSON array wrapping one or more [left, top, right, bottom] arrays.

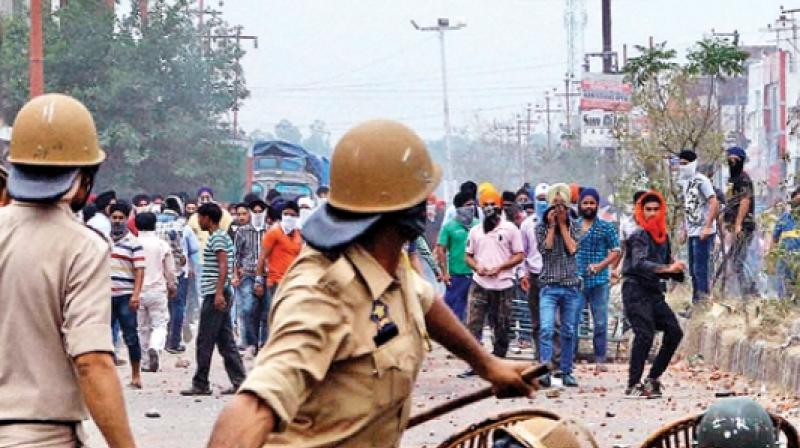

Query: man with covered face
[[436, 191, 478, 322], [208, 120, 535, 447], [623, 191, 685, 399], [460, 185, 526, 379], [536, 183, 582, 388], [678, 150, 719, 304], [575, 187, 620, 373], [722, 146, 757, 298]]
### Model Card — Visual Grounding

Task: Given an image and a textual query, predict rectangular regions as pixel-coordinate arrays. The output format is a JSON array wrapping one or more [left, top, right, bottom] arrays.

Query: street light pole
[[29, 0, 43, 98], [412, 18, 465, 201]]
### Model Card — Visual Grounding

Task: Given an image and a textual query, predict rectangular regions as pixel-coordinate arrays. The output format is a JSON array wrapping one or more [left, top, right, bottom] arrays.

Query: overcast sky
[[220, 0, 786, 141]]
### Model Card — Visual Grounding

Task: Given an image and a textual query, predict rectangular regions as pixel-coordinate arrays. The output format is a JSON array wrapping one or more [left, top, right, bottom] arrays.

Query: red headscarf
[[634, 190, 668, 244]]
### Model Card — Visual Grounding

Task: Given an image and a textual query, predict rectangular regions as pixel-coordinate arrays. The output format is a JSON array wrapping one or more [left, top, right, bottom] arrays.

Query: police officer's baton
[[406, 363, 551, 429]]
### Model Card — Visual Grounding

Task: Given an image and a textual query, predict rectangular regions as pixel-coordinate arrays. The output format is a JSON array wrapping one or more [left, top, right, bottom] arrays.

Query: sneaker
[[624, 383, 651, 399], [562, 374, 579, 387], [148, 348, 159, 372], [538, 374, 551, 388], [456, 369, 477, 379], [180, 386, 212, 396], [165, 345, 186, 354], [644, 378, 663, 398]]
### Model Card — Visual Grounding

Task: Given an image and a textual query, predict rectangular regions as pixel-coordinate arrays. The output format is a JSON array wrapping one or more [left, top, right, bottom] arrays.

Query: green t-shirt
[[437, 218, 477, 276]]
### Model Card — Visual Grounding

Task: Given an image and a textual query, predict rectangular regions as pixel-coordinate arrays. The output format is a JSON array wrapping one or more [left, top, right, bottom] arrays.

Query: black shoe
[[457, 369, 477, 379], [624, 383, 651, 399], [562, 374, 579, 387], [180, 386, 212, 396], [538, 374, 551, 388], [644, 378, 663, 398], [148, 348, 159, 372], [165, 345, 186, 354]]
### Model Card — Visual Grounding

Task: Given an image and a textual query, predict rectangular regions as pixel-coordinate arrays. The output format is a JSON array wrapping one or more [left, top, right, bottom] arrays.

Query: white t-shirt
[[683, 173, 716, 237], [86, 213, 111, 237]]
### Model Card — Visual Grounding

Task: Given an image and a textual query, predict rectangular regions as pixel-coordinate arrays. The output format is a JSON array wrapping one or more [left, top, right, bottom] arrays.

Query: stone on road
[[83, 344, 800, 447]]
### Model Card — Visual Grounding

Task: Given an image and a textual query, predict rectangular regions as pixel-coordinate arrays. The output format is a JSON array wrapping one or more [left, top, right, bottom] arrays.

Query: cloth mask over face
[[281, 215, 298, 234], [456, 206, 475, 226], [679, 161, 697, 181]]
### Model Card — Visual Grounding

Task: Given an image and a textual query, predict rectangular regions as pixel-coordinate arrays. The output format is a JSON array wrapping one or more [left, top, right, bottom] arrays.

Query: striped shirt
[[234, 224, 264, 276], [110, 233, 145, 297], [201, 229, 234, 296]]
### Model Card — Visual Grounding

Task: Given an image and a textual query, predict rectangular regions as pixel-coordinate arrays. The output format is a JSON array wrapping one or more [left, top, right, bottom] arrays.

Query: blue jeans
[[167, 275, 189, 349], [576, 283, 609, 363], [539, 285, 580, 374], [236, 276, 259, 347], [111, 295, 141, 363], [255, 284, 275, 347], [444, 274, 471, 322], [688, 236, 713, 303]]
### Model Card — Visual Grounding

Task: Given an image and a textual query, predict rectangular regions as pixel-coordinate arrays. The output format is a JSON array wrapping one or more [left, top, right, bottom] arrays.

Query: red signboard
[[580, 73, 633, 112]]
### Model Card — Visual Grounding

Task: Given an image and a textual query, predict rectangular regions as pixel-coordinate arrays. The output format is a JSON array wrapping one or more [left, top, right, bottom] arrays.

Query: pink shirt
[[465, 220, 524, 290]]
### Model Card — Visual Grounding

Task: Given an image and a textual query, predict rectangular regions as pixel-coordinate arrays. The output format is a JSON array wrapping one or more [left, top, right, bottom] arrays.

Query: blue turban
[[197, 186, 214, 197], [727, 146, 747, 160], [578, 187, 600, 204]]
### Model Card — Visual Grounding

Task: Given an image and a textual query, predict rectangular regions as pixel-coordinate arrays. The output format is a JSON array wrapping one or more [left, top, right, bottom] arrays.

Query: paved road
[[84, 343, 800, 447]]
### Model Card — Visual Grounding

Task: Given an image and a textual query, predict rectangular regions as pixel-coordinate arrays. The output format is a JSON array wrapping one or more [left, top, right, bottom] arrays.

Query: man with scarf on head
[[460, 186, 525, 378], [622, 191, 685, 399], [536, 183, 582, 388], [575, 187, 620, 373], [436, 191, 479, 321], [0, 94, 135, 446], [208, 120, 534, 447], [722, 146, 758, 298], [534, 183, 550, 222], [678, 150, 719, 304], [157, 195, 200, 353], [108, 201, 145, 388]]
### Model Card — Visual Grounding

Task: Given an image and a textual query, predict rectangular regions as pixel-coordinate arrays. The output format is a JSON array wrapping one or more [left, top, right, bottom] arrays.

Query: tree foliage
[[616, 38, 748, 230], [0, 0, 249, 199]]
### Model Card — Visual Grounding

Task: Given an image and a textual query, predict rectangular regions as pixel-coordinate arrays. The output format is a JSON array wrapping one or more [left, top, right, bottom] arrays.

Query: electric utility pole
[[411, 18, 466, 201]]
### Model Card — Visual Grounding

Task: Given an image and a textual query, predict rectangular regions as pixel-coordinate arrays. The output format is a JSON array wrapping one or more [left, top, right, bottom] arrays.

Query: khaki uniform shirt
[[0, 202, 114, 422], [240, 244, 435, 448]]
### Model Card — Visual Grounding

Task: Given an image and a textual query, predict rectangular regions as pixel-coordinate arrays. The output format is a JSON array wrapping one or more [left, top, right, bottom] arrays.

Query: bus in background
[[247, 140, 329, 200]]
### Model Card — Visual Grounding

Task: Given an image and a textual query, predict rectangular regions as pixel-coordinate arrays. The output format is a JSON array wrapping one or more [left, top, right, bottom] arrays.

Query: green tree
[[274, 119, 301, 144], [617, 38, 748, 231], [0, 0, 249, 199], [302, 119, 331, 157]]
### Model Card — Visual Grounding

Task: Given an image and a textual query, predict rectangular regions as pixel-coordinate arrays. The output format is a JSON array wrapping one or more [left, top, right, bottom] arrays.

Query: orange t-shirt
[[262, 225, 303, 287]]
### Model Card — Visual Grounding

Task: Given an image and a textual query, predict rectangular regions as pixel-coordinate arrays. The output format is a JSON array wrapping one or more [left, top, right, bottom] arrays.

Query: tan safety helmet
[[7, 94, 105, 202], [496, 417, 599, 448], [328, 119, 442, 213], [8, 93, 105, 167]]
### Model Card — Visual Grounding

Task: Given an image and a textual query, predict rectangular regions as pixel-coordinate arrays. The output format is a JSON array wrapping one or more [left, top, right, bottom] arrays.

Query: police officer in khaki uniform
[[0, 94, 136, 447], [208, 120, 536, 448]]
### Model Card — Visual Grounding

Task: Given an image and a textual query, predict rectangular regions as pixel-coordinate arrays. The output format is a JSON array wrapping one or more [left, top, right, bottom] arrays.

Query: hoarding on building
[[579, 73, 632, 148]]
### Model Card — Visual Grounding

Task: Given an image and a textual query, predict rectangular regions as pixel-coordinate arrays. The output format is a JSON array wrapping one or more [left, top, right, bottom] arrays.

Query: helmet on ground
[[7, 94, 105, 201], [494, 417, 599, 448], [696, 397, 777, 448], [302, 120, 441, 251], [327, 119, 441, 214]]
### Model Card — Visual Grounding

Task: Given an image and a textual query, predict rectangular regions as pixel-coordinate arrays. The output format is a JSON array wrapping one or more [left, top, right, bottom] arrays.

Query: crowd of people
[[0, 94, 792, 448]]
